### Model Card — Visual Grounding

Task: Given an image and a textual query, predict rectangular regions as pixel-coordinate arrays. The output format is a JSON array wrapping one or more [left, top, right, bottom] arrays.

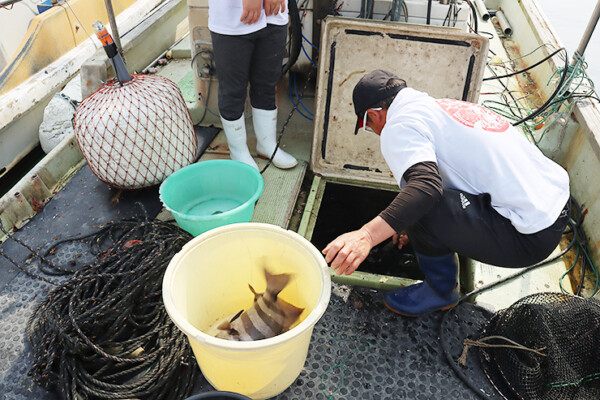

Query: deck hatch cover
[[311, 17, 489, 185]]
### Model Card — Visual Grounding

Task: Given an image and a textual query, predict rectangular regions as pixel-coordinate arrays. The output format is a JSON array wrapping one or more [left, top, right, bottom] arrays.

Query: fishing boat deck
[[0, 155, 500, 399], [0, 168, 500, 399], [0, 5, 595, 399]]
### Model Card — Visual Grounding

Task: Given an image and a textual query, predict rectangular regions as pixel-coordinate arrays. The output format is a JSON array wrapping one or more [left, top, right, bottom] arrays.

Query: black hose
[[512, 47, 570, 126], [466, 0, 478, 34], [440, 305, 495, 400], [483, 48, 566, 82], [282, 0, 302, 75], [359, 0, 374, 19], [391, 0, 402, 21], [427, 0, 432, 25]]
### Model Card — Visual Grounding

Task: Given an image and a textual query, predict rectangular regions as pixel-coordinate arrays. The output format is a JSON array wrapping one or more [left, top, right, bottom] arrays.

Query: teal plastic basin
[[159, 160, 264, 236]]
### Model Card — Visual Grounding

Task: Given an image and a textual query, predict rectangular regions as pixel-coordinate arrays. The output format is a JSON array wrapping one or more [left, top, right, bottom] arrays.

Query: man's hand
[[241, 0, 261, 25], [264, 0, 285, 16], [322, 228, 375, 276], [393, 230, 409, 250]]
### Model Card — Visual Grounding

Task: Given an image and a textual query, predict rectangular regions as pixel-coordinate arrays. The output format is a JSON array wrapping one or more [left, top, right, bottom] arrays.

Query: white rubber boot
[[252, 107, 298, 169], [220, 114, 259, 170]]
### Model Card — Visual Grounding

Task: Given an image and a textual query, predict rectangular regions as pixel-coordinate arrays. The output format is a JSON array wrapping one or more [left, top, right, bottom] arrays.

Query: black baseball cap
[[352, 70, 406, 135]]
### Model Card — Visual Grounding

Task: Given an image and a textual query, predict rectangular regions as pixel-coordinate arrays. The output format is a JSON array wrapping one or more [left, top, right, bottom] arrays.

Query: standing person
[[208, 0, 298, 170], [322, 70, 570, 317]]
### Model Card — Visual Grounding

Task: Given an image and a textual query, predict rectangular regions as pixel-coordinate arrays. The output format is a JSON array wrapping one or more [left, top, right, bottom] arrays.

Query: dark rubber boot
[[383, 252, 459, 317]]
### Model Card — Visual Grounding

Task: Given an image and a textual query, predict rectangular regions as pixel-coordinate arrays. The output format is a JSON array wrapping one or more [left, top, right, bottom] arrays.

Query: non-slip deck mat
[[0, 163, 164, 400], [3, 276, 502, 400], [1, 138, 504, 399], [190, 287, 504, 400], [0, 126, 219, 400]]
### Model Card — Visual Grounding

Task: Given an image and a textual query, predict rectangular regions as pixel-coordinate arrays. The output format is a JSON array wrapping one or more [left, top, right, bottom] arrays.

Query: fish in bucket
[[215, 269, 304, 341], [162, 223, 331, 399]]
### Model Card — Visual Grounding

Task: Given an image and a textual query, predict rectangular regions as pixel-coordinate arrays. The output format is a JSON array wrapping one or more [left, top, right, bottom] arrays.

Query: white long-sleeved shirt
[[380, 88, 570, 234]]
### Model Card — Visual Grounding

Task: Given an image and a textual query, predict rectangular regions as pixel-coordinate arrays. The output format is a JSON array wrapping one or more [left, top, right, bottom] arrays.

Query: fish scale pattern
[[74, 74, 198, 190]]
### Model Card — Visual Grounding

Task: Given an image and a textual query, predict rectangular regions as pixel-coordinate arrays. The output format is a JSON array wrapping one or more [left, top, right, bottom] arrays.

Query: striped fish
[[216, 269, 304, 341]]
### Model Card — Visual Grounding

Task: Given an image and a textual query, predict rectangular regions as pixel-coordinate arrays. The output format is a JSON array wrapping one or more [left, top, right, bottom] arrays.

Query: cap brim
[[354, 115, 364, 135]]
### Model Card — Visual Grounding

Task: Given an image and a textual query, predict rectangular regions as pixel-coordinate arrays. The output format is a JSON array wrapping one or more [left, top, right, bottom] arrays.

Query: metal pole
[[0, 0, 23, 6], [496, 10, 513, 36], [103, 0, 124, 58], [473, 0, 490, 21], [572, 0, 600, 64]]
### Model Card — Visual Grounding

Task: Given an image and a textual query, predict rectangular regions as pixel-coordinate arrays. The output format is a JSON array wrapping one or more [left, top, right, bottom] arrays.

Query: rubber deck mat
[[189, 287, 504, 400], [1, 214, 505, 399], [0, 162, 164, 400], [1, 124, 505, 399], [2, 274, 504, 400], [0, 126, 219, 400]]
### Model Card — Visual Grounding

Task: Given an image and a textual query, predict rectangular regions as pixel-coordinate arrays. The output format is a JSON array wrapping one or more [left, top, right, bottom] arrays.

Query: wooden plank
[[297, 175, 325, 241], [251, 160, 307, 229]]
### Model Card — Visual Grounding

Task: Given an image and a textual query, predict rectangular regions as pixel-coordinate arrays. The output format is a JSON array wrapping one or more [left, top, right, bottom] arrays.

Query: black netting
[[477, 293, 600, 400]]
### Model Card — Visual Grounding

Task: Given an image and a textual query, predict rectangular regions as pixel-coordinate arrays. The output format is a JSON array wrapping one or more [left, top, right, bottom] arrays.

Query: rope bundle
[[26, 218, 199, 399]]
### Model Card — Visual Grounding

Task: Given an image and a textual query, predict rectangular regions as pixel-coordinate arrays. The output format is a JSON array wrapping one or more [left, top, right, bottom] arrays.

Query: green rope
[[530, 55, 595, 141], [483, 46, 597, 142], [559, 246, 581, 294], [580, 243, 599, 296], [319, 337, 372, 399], [558, 212, 599, 298], [487, 43, 561, 68], [483, 48, 599, 298], [548, 372, 600, 388]]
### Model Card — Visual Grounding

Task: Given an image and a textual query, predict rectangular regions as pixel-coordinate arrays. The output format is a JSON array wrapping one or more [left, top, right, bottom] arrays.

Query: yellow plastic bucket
[[162, 223, 331, 399]]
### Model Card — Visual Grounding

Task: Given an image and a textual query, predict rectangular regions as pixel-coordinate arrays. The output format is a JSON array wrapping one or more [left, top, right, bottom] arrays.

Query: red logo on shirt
[[436, 99, 510, 132]]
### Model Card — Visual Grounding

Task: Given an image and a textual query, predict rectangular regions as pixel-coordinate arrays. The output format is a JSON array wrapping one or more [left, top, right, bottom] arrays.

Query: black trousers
[[407, 189, 570, 268], [210, 24, 287, 121]]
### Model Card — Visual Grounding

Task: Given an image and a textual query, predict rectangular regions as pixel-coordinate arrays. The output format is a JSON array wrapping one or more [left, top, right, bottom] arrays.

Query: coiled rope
[[24, 217, 199, 399]]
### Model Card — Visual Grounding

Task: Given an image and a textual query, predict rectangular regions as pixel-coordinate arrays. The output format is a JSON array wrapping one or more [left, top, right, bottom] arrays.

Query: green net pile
[[477, 293, 600, 400]]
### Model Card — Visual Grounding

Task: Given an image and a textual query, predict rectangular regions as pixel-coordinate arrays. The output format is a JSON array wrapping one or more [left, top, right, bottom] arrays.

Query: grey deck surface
[[0, 164, 163, 400], [189, 288, 501, 400], [0, 126, 218, 400], [1, 129, 502, 399]]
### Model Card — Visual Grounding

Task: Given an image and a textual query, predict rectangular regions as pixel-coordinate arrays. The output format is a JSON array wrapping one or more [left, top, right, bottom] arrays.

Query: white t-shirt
[[208, 0, 289, 35], [380, 88, 570, 234]]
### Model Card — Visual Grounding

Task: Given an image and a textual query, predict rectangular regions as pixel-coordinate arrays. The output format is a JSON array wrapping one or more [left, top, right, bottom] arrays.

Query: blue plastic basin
[[159, 160, 264, 236]]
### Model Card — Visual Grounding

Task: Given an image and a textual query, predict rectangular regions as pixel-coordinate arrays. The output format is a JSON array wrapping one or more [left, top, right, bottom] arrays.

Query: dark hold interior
[[310, 182, 424, 280]]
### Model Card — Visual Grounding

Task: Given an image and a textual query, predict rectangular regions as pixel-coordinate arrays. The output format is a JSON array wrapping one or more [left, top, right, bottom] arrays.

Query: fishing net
[[470, 292, 600, 400], [74, 74, 198, 190]]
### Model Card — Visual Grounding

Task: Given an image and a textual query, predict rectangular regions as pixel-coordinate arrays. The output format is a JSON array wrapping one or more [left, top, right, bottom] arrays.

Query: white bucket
[[162, 223, 331, 399]]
